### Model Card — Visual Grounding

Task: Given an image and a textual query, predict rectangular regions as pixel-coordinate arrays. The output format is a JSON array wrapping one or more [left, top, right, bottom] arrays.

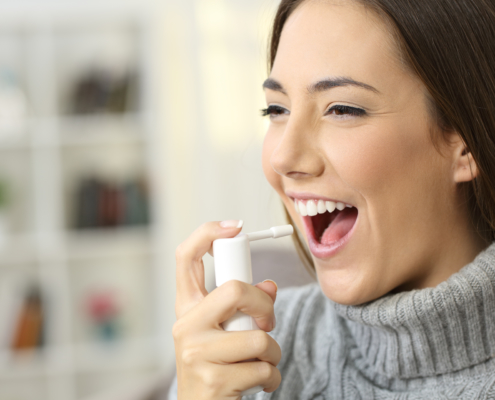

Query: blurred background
[[0, 0, 314, 399]]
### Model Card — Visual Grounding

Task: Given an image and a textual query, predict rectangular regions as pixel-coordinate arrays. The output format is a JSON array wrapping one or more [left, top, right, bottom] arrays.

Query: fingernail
[[220, 219, 243, 228], [262, 279, 278, 292]]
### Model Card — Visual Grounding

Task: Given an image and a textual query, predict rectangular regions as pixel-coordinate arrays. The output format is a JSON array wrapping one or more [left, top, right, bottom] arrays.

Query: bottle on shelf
[[10, 285, 45, 352]]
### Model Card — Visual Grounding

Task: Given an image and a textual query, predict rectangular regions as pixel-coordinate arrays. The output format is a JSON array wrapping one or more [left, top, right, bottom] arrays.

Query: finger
[[223, 361, 282, 394], [254, 280, 278, 303], [197, 280, 275, 331], [200, 329, 281, 366], [206, 220, 240, 256], [175, 220, 243, 319]]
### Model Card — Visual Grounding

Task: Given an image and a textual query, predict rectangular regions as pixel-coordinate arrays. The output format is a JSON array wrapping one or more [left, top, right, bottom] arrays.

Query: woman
[[170, 0, 495, 398]]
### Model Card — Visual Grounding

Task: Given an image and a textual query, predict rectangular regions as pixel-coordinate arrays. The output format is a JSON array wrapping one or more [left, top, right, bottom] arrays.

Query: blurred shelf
[[0, 233, 37, 266], [0, 227, 153, 264], [0, 2, 148, 27], [0, 347, 72, 380], [0, 114, 147, 149], [58, 113, 145, 147], [0, 131, 30, 150], [0, 337, 157, 379], [65, 226, 152, 260], [73, 337, 158, 373], [0, 5, 167, 400]]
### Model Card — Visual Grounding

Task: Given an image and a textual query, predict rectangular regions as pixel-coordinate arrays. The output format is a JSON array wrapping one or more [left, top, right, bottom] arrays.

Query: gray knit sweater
[[168, 242, 495, 399]]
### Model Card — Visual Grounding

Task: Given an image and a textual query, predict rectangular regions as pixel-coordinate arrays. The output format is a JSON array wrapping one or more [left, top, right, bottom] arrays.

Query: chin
[[314, 262, 384, 306]]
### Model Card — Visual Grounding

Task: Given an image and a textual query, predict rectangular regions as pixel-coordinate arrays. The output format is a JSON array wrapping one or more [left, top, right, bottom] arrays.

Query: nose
[[269, 117, 324, 180]]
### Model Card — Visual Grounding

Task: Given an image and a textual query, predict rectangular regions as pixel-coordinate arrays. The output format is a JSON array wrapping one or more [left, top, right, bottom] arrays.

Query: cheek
[[262, 130, 282, 193], [325, 120, 434, 198]]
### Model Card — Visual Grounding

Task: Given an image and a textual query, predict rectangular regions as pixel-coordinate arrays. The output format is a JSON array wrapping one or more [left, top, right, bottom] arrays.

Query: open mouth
[[292, 198, 358, 257]]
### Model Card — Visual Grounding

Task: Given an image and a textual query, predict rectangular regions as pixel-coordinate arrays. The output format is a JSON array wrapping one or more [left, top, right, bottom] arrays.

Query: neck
[[395, 192, 490, 293], [393, 235, 488, 293]]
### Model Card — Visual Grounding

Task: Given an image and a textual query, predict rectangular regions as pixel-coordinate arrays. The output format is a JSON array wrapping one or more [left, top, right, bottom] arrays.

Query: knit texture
[[168, 242, 495, 399]]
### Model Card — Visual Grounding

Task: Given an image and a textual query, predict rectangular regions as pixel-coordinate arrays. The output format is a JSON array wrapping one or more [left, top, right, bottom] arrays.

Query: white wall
[[151, 0, 292, 372]]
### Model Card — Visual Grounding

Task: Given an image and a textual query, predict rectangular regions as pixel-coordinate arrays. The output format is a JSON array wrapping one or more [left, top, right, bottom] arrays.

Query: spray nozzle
[[245, 224, 294, 242]]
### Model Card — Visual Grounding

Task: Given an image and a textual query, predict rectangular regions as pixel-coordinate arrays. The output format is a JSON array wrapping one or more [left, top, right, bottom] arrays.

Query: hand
[[173, 221, 282, 400]]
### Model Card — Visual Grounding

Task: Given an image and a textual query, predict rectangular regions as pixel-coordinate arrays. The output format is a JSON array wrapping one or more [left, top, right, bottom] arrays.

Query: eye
[[326, 105, 366, 118], [260, 105, 290, 119]]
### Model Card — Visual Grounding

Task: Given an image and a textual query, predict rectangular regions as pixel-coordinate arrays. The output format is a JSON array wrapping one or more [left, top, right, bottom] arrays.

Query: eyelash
[[260, 105, 288, 117], [326, 105, 366, 117], [260, 104, 366, 118]]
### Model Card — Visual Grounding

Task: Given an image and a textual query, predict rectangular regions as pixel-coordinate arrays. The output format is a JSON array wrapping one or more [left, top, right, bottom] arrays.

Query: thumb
[[254, 279, 278, 303]]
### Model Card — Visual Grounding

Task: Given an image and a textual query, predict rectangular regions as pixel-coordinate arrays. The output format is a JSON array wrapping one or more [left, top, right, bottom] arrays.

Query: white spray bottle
[[213, 224, 294, 396]]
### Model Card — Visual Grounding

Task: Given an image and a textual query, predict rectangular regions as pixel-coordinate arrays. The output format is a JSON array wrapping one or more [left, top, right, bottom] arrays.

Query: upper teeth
[[294, 199, 353, 216]]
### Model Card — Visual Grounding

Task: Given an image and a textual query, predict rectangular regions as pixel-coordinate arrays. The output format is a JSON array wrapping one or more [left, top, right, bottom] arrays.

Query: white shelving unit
[[0, 3, 168, 400]]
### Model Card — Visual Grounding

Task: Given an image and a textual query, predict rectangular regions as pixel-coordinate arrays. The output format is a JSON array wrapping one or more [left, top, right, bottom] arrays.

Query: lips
[[288, 195, 358, 259]]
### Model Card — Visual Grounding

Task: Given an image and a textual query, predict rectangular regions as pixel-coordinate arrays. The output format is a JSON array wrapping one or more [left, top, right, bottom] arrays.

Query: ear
[[450, 133, 478, 183]]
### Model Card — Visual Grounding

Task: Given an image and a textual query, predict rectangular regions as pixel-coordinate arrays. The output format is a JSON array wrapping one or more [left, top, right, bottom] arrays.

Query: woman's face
[[262, 0, 480, 305]]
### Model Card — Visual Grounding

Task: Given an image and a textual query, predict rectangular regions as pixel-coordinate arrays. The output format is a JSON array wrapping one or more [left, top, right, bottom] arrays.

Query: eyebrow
[[262, 78, 287, 94], [262, 76, 380, 95]]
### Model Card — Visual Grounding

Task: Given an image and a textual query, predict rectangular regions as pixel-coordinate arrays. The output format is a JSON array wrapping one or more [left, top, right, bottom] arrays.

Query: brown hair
[[268, 0, 495, 274]]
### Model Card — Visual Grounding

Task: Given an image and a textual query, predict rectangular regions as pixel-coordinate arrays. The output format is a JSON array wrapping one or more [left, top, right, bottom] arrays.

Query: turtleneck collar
[[331, 242, 495, 379]]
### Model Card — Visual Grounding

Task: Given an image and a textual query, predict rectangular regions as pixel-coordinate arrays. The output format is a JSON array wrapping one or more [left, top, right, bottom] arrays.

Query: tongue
[[320, 208, 357, 245]]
